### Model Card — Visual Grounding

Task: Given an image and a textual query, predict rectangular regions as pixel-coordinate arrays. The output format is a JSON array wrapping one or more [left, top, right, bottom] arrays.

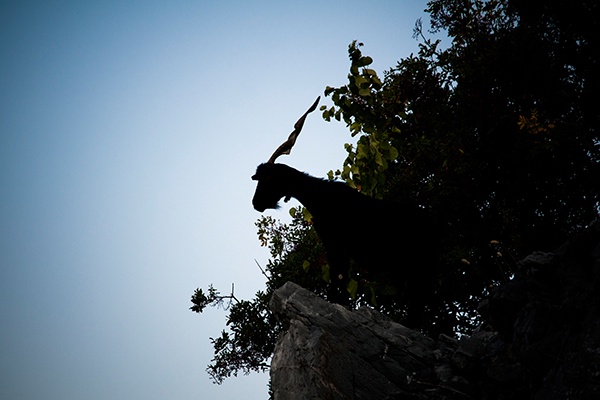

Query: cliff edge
[[269, 222, 600, 399]]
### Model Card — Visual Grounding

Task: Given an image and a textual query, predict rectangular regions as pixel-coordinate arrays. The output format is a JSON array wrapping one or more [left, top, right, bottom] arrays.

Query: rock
[[270, 222, 600, 399], [270, 282, 433, 400]]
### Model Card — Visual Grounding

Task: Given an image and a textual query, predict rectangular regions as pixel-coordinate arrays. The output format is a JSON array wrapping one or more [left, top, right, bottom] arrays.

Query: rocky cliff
[[269, 222, 600, 399]]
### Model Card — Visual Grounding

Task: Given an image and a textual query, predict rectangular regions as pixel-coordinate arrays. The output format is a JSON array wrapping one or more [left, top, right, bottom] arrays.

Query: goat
[[252, 97, 438, 315]]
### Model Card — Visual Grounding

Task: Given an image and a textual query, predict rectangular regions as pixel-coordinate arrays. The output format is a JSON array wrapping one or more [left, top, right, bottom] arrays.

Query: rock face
[[269, 222, 600, 399]]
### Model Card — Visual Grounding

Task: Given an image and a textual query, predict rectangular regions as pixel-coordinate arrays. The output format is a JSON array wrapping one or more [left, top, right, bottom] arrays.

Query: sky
[[1, 1, 433, 399]]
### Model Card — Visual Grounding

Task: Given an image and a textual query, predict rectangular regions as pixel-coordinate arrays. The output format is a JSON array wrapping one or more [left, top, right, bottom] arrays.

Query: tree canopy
[[191, 0, 599, 385]]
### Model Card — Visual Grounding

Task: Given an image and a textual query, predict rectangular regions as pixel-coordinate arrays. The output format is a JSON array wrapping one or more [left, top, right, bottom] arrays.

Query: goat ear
[[284, 195, 291, 203]]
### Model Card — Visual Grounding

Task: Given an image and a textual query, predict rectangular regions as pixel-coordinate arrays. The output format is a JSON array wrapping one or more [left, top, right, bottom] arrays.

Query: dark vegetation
[[191, 0, 600, 385]]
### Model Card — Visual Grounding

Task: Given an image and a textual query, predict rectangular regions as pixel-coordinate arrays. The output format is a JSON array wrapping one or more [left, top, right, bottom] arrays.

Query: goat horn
[[267, 96, 320, 164]]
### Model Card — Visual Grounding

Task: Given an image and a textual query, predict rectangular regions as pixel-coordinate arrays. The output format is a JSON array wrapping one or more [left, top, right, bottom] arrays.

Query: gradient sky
[[1, 1, 433, 399]]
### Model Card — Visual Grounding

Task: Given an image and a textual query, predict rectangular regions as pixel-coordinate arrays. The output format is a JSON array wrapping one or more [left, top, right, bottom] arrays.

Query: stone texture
[[270, 282, 436, 400]]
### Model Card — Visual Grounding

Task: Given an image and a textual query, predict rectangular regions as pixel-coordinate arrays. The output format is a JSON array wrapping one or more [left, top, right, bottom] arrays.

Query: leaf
[[302, 207, 313, 223], [334, 109, 342, 121], [354, 75, 368, 86], [321, 264, 330, 282], [369, 285, 377, 306], [359, 56, 373, 66], [357, 144, 369, 159], [388, 145, 399, 161], [350, 122, 362, 134], [372, 75, 383, 89], [302, 260, 310, 272], [374, 151, 384, 167], [347, 279, 358, 299]]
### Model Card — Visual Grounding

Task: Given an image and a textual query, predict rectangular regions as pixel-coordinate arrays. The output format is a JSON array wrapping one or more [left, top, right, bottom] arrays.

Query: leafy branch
[[190, 284, 238, 314]]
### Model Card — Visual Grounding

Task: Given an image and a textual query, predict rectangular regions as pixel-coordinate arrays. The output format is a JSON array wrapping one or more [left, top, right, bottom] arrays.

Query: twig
[[254, 259, 270, 279]]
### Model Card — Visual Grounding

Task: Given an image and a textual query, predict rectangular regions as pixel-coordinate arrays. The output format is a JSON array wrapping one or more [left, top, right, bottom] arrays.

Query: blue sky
[[1, 1, 432, 399]]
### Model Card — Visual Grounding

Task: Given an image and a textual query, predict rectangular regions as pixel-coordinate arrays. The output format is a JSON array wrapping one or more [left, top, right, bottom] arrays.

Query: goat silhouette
[[252, 97, 438, 319]]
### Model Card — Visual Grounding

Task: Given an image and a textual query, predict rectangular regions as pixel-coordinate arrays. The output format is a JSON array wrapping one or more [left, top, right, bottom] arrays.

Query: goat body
[[252, 163, 438, 306]]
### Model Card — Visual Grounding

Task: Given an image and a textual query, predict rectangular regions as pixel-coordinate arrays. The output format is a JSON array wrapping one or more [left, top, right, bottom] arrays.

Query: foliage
[[191, 208, 327, 383], [192, 0, 600, 385], [322, 0, 599, 334], [322, 41, 397, 198]]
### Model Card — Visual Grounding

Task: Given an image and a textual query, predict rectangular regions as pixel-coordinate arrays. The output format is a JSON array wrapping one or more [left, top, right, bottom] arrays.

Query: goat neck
[[281, 166, 344, 217]]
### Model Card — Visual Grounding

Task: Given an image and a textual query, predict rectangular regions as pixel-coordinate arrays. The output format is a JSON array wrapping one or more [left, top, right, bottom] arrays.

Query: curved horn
[[267, 96, 320, 164]]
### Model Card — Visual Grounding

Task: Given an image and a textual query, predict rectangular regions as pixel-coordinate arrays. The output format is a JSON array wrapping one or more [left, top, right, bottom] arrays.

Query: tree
[[191, 208, 328, 383], [192, 0, 600, 385]]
